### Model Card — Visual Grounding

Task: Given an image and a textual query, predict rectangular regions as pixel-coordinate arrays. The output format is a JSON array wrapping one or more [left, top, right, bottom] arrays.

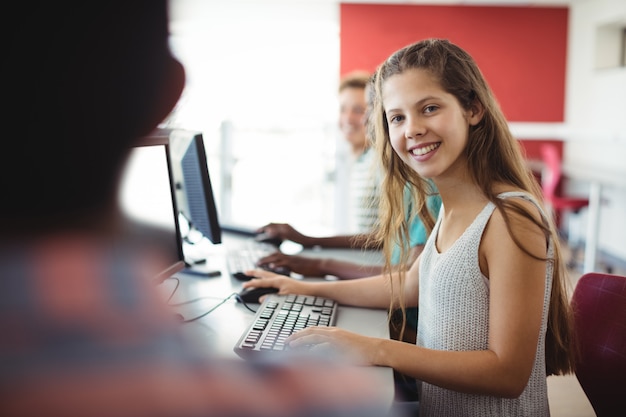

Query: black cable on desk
[[163, 277, 180, 303], [178, 292, 240, 323], [165, 273, 259, 322], [234, 296, 259, 313]]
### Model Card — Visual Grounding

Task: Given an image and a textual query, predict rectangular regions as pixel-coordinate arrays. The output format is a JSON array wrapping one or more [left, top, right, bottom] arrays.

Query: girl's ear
[[467, 100, 485, 126]]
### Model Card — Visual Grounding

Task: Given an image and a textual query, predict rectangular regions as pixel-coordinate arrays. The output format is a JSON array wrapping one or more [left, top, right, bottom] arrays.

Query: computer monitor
[[168, 129, 222, 245], [118, 130, 185, 283]]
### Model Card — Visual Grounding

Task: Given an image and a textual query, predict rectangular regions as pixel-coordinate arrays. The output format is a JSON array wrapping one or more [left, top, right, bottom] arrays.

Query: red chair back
[[571, 272, 626, 416], [540, 143, 562, 201]]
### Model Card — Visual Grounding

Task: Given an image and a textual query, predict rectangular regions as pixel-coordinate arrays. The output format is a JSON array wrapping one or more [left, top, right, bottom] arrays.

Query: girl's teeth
[[412, 143, 439, 156]]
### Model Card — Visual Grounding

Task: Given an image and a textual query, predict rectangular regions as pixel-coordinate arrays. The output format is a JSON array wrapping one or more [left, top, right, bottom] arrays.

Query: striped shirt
[[348, 147, 380, 234]]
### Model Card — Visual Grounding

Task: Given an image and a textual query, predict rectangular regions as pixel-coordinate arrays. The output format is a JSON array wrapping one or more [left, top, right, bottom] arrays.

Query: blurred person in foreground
[[0, 2, 395, 416]]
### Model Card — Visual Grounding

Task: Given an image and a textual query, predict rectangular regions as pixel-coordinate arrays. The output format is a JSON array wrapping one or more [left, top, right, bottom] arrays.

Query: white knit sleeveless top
[[417, 191, 553, 416]]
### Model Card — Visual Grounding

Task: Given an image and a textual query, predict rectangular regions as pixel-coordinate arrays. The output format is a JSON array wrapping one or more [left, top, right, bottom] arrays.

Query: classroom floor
[[547, 239, 626, 417]]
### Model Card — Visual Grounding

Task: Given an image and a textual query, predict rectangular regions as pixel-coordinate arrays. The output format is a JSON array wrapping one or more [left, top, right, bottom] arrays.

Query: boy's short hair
[[339, 70, 371, 93]]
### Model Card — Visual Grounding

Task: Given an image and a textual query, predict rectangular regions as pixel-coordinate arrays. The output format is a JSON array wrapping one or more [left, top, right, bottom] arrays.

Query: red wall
[[518, 139, 564, 162], [340, 4, 568, 122]]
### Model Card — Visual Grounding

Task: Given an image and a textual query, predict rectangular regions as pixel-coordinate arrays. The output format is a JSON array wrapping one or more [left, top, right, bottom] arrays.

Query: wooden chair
[[570, 272, 626, 416]]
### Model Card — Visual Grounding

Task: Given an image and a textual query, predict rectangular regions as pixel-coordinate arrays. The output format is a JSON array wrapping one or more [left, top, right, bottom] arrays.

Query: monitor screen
[[168, 129, 222, 245], [118, 131, 185, 282]]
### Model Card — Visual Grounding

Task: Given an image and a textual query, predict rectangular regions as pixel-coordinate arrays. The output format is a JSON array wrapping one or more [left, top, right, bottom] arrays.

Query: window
[[595, 21, 626, 69], [167, 0, 345, 236]]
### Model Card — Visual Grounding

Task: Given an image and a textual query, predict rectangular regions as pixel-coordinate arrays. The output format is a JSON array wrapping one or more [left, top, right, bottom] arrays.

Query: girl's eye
[[424, 105, 438, 114], [389, 114, 404, 124]]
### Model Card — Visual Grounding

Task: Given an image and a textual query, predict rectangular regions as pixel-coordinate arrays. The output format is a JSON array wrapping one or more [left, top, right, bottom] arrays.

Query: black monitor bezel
[[168, 129, 222, 245], [129, 129, 186, 282]]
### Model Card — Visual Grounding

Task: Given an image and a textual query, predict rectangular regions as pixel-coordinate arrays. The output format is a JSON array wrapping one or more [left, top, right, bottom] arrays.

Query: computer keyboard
[[234, 293, 338, 359], [226, 241, 290, 280]]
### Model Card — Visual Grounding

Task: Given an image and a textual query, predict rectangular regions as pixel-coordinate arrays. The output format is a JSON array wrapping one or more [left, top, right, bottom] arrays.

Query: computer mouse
[[237, 286, 279, 304], [254, 232, 283, 247], [232, 265, 290, 282]]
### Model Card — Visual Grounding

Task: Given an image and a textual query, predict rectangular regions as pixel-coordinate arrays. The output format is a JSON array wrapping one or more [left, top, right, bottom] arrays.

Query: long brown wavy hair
[[370, 38, 576, 375]]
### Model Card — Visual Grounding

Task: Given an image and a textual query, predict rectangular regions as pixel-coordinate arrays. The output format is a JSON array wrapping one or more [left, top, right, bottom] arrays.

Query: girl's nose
[[405, 117, 425, 139]]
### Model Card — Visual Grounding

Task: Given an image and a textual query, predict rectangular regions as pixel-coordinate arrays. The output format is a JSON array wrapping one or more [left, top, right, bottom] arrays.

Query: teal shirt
[[391, 186, 442, 265], [391, 185, 442, 331]]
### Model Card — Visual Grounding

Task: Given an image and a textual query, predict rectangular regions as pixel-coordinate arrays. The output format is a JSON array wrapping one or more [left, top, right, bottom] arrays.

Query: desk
[[562, 163, 626, 273], [162, 233, 395, 405]]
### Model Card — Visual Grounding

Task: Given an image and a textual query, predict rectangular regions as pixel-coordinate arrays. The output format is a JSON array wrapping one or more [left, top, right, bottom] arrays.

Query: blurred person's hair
[[4, 0, 184, 236], [338, 70, 371, 93]]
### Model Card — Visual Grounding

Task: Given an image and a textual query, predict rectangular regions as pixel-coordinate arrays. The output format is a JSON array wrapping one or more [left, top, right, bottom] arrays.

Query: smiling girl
[[244, 38, 576, 416]]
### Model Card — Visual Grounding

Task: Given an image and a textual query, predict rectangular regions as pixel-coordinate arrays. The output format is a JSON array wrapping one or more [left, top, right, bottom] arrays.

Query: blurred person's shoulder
[[0, 233, 176, 327]]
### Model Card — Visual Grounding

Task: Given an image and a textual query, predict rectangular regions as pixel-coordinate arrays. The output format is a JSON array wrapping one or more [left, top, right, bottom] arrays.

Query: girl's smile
[[409, 141, 441, 160]]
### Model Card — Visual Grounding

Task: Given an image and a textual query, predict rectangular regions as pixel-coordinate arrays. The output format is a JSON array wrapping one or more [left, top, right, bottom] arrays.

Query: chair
[[570, 272, 626, 416], [540, 143, 589, 268]]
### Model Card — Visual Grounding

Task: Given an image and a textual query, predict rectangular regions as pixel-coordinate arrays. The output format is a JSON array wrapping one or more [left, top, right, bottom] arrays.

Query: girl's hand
[[241, 268, 307, 297], [286, 326, 379, 366]]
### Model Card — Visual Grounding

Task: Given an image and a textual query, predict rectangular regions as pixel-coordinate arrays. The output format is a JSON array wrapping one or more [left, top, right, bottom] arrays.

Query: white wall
[[566, 0, 626, 143], [168, 0, 345, 235], [565, 0, 626, 262]]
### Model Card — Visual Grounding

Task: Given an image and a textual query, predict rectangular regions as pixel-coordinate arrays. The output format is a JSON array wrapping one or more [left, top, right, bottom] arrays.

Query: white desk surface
[[161, 233, 395, 405]]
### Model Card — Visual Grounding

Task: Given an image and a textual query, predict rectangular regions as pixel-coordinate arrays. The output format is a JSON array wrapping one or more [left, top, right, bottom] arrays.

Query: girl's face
[[382, 68, 482, 181]]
